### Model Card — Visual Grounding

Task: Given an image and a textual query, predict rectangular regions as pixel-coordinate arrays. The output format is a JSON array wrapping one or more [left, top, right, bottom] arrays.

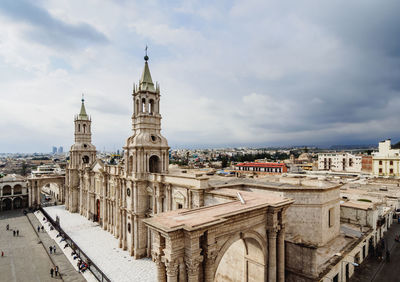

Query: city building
[[27, 56, 396, 282], [234, 162, 287, 176], [52, 146, 57, 154], [372, 139, 400, 177], [0, 174, 28, 211], [361, 155, 373, 173], [318, 152, 362, 172], [58, 146, 63, 154], [31, 164, 64, 177]]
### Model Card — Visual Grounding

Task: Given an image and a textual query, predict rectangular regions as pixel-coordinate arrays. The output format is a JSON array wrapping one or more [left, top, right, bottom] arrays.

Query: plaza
[[0, 210, 55, 282]]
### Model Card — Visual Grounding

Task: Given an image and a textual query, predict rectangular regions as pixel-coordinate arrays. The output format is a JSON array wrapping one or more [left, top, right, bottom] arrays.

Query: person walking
[[49, 246, 53, 254], [13, 230, 15, 237], [41, 226, 44, 232], [53, 245, 56, 254], [6, 224, 9, 231], [37, 226, 40, 232], [55, 266, 59, 277], [16, 230, 19, 236], [1, 251, 4, 257], [50, 267, 54, 277]]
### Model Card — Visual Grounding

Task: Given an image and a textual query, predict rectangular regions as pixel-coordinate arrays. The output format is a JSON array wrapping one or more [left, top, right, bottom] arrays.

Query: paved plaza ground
[[0, 210, 56, 282]]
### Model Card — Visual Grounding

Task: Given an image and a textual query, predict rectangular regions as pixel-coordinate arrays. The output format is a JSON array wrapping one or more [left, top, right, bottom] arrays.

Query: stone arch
[[149, 155, 161, 173], [13, 184, 23, 195], [82, 155, 90, 164], [129, 155, 134, 173], [2, 185, 11, 196], [214, 230, 267, 282], [2, 198, 12, 210], [13, 197, 23, 209], [173, 191, 186, 209], [149, 99, 154, 115], [142, 98, 146, 113]]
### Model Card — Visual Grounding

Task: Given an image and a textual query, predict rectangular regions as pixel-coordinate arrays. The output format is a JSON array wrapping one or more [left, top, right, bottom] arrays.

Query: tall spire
[[139, 46, 155, 92], [78, 94, 89, 120]]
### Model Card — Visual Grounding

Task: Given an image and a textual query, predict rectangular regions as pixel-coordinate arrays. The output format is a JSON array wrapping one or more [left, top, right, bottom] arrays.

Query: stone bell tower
[[124, 54, 169, 179], [66, 97, 97, 212]]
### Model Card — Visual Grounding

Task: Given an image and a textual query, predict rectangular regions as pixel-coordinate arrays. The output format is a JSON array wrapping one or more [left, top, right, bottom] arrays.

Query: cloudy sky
[[0, 0, 400, 153]]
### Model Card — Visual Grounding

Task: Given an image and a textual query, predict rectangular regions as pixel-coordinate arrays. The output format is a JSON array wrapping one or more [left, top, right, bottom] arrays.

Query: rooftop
[[145, 189, 293, 232]]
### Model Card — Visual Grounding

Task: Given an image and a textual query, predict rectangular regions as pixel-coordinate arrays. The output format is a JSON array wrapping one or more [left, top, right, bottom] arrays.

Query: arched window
[[129, 155, 134, 173], [83, 124, 86, 133], [13, 184, 22, 195], [136, 99, 139, 115], [149, 155, 161, 173], [78, 124, 81, 132], [2, 185, 11, 196], [149, 99, 154, 115], [82, 155, 90, 164], [142, 98, 146, 113]]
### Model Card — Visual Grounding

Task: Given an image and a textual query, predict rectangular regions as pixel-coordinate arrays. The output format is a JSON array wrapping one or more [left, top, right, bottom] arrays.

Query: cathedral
[[65, 54, 172, 258], [64, 55, 295, 281]]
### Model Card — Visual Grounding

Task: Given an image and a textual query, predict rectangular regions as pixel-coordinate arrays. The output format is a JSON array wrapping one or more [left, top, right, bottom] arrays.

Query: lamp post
[[334, 253, 359, 282], [341, 260, 359, 282]]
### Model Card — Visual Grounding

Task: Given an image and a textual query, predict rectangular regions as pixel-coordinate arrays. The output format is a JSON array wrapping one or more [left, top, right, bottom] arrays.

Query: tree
[[20, 162, 29, 176]]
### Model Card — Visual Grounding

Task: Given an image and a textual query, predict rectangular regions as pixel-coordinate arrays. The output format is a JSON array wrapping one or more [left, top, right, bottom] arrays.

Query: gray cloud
[[0, 0, 108, 49]]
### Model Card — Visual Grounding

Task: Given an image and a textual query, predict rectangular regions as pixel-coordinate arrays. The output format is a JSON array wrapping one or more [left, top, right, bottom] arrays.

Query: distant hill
[[328, 144, 376, 150]]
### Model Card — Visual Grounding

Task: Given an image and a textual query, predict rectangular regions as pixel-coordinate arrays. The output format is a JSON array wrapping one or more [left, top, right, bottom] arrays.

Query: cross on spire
[[144, 45, 149, 61]]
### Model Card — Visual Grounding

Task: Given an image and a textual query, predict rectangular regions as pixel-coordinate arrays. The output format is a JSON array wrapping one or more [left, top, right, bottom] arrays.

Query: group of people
[[77, 259, 89, 273], [5, 224, 20, 237], [49, 245, 57, 254], [50, 265, 59, 278]]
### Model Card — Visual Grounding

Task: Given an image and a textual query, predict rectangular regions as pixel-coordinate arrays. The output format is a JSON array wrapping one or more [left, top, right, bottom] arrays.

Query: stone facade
[[62, 57, 297, 281], [0, 174, 28, 211]]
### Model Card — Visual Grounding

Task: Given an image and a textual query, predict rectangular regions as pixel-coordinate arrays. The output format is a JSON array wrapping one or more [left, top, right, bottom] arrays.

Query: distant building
[[372, 139, 400, 177], [234, 162, 287, 175], [318, 152, 362, 172], [58, 146, 63, 154], [52, 146, 57, 154], [362, 155, 373, 173], [0, 174, 28, 211]]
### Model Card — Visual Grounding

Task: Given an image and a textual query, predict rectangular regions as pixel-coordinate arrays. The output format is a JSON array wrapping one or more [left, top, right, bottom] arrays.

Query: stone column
[[166, 261, 179, 282], [167, 185, 172, 211], [28, 183, 32, 207], [204, 248, 217, 282], [119, 210, 123, 248], [179, 259, 187, 282], [268, 228, 277, 282], [277, 227, 285, 282], [187, 258, 204, 282], [122, 210, 127, 250], [156, 258, 167, 282]]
